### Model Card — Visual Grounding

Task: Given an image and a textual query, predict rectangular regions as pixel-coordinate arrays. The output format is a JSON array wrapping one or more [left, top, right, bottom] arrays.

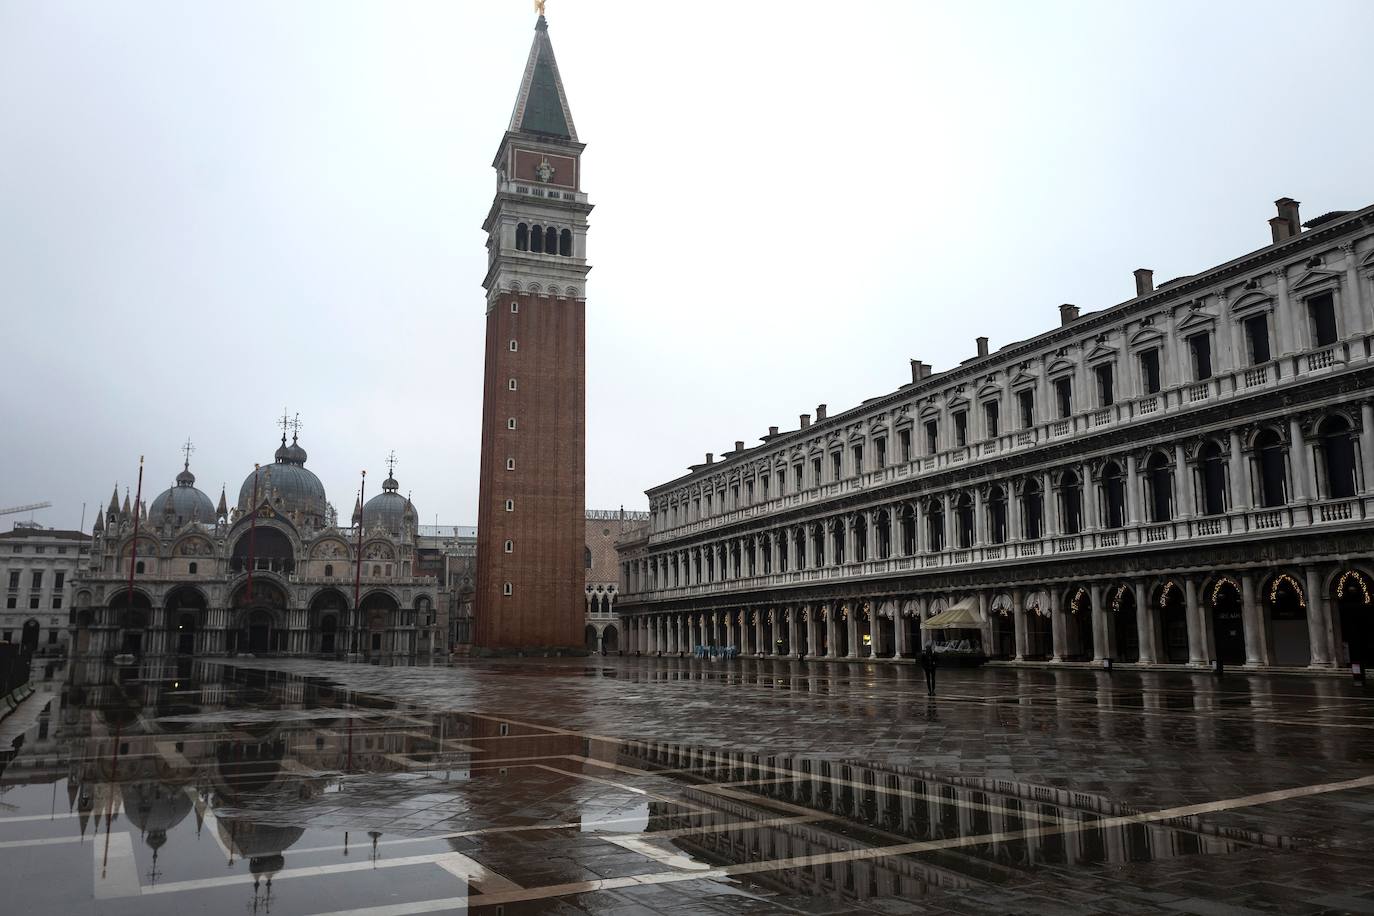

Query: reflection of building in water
[[47, 660, 476, 889], [71, 425, 445, 660], [617, 740, 1290, 902]]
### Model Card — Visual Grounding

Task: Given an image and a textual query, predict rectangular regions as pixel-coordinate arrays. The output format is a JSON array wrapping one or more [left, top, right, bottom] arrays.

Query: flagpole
[[124, 457, 144, 611], [353, 470, 366, 655]]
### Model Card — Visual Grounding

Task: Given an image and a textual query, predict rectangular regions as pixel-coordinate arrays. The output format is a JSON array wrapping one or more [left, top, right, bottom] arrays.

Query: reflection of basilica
[[70, 424, 443, 660]]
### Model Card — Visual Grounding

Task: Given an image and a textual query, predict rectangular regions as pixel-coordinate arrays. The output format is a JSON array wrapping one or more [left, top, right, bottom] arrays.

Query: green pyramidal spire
[[508, 15, 577, 140]]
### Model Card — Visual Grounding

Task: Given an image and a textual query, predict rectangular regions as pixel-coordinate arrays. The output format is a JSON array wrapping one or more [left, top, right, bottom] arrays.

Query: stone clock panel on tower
[[512, 149, 578, 190]]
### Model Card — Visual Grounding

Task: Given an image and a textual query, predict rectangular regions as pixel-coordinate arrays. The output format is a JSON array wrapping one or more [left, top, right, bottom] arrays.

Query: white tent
[[920, 596, 983, 629]]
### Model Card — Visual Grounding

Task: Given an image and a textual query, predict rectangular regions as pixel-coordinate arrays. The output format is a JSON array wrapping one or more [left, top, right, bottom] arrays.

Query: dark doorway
[[321, 615, 337, 654], [1334, 570, 1373, 670], [177, 613, 196, 655], [370, 632, 382, 652], [1112, 586, 1139, 662], [247, 610, 273, 653], [1211, 579, 1246, 665], [121, 631, 143, 656], [1158, 582, 1189, 663], [21, 619, 40, 653], [992, 611, 1014, 659], [1025, 608, 1052, 659]]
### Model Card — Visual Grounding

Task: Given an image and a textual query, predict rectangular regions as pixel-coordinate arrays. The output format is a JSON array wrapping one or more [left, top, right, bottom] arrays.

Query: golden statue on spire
[[534, 0, 546, 15]]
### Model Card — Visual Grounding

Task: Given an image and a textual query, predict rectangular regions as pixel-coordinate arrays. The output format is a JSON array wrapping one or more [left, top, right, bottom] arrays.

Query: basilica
[[70, 425, 444, 660]]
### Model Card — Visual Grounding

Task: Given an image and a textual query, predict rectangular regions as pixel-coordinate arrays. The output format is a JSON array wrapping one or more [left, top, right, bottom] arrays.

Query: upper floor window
[[1054, 377, 1073, 419], [1094, 364, 1114, 407], [515, 222, 529, 251], [559, 228, 572, 257], [745, 480, 754, 504], [54, 571, 64, 588], [7, 571, 18, 588], [1255, 428, 1288, 507], [953, 411, 968, 448], [874, 438, 887, 469], [1308, 292, 1338, 347], [852, 443, 864, 474], [812, 456, 822, 486], [898, 428, 912, 463], [1244, 313, 1271, 365], [924, 420, 938, 454], [830, 451, 842, 481], [983, 401, 999, 439], [1017, 389, 1034, 429], [1139, 348, 1162, 394], [509, 339, 518, 352], [31, 571, 42, 588], [1188, 333, 1213, 381], [760, 474, 769, 499]]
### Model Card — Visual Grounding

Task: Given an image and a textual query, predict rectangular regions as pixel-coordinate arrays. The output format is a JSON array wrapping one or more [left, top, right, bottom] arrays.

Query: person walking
[[920, 643, 937, 696]]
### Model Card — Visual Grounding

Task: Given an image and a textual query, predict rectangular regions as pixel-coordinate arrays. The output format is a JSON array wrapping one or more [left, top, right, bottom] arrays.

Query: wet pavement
[[1, 657, 1373, 914]]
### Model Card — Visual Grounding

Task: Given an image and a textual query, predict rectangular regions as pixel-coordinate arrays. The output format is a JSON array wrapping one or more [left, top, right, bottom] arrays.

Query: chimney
[[768, 426, 779, 437], [734, 440, 744, 452], [975, 336, 989, 358], [1059, 303, 1080, 325], [1133, 268, 1154, 296], [800, 413, 811, 429], [815, 404, 827, 421], [910, 359, 923, 383], [705, 452, 714, 465], [1269, 216, 1292, 244], [1275, 197, 1301, 239]]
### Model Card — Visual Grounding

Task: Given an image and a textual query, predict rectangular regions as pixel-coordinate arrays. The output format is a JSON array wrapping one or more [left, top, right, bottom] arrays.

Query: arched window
[[1022, 480, 1043, 540], [1059, 471, 1082, 535], [324, 564, 333, 578], [530, 224, 544, 253], [135, 561, 145, 574], [188, 561, 198, 575], [899, 505, 916, 555], [1146, 452, 1172, 522], [927, 502, 945, 552], [987, 486, 1007, 544], [1255, 429, 1287, 507], [545, 226, 558, 253], [585, 546, 592, 569], [515, 223, 529, 251], [876, 510, 892, 558], [1199, 441, 1227, 516], [1319, 415, 1358, 499], [559, 228, 572, 256], [1101, 462, 1125, 529], [853, 515, 868, 562], [955, 493, 975, 548], [831, 523, 845, 566]]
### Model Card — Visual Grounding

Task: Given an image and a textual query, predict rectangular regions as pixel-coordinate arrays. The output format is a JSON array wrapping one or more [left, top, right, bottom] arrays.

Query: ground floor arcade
[[618, 559, 1374, 671]]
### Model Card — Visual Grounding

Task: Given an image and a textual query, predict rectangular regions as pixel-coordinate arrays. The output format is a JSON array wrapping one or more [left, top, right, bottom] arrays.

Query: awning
[[921, 597, 984, 629]]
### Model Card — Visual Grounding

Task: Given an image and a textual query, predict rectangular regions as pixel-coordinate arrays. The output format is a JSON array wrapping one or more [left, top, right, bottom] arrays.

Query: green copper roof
[[508, 16, 578, 141], [521, 51, 570, 137]]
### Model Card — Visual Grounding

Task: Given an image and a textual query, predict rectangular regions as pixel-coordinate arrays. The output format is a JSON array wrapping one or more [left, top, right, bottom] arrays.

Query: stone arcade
[[617, 200, 1374, 672]]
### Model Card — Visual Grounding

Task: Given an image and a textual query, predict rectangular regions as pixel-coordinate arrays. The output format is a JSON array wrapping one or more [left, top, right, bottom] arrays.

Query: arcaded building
[[70, 429, 443, 660], [617, 199, 1374, 670]]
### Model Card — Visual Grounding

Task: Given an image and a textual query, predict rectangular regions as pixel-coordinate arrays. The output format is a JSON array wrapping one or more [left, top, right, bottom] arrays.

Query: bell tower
[[474, 13, 591, 652]]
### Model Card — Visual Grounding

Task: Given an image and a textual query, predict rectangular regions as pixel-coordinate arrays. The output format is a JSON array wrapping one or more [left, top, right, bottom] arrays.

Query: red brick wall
[[474, 291, 585, 649]]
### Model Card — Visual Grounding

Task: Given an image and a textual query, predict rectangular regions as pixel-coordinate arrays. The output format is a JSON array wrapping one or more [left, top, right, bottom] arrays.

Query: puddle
[[0, 659, 1299, 914]]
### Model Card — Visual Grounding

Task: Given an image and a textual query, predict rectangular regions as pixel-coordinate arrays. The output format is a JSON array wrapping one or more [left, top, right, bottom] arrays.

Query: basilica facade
[[617, 199, 1374, 672], [70, 429, 444, 660]]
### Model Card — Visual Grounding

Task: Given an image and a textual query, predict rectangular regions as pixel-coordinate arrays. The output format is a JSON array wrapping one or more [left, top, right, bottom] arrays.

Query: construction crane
[[0, 501, 52, 517]]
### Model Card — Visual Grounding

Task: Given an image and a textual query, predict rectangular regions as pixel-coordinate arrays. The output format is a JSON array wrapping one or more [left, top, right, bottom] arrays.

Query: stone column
[[1184, 578, 1205, 665], [1288, 417, 1311, 501], [894, 602, 909, 657], [1125, 455, 1141, 528], [1274, 268, 1297, 355], [974, 489, 987, 546], [1342, 241, 1365, 334], [1082, 463, 1098, 532], [1011, 588, 1027, 660], [1228, 430, 1250, 511], [1090, 583, 1108, 662], [805, 608, 817, 657], [1240, 573, 1268, 666], [788, 609, 800, 657], [870, 606, 886, 658], [942, 493, 954, 550], [1050, 590, 1068, 662], [1304, 566, 1334, 667], [1043, 471, 1059, 536], [866, 510, 878, 562], [754, 612, 765, 656], [1132, 580, 1155, 664], [826, 608, 839, 658], [1173, 443, 1193, 519], [1360, 402, 1374, 495], [846, 606, 860, 659]]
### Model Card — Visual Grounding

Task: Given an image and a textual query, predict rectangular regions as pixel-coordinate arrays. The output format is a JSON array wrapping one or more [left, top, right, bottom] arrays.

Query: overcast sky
[[3, 0, 1373, 532]]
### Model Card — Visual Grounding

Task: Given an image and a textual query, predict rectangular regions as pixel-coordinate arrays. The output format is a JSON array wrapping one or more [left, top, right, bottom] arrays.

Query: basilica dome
[[362, 472, 417, 535], [151, 463, 217, 525], [238, 434, 328, 524]]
